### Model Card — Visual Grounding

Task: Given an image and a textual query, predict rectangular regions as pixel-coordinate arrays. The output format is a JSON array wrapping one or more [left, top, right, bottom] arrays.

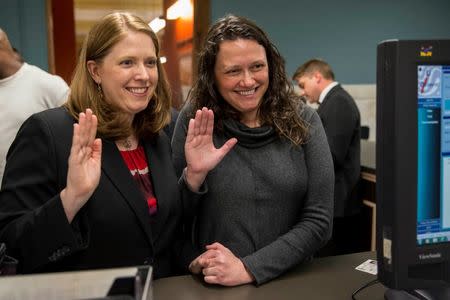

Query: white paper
[[355, 259, 378, 275]]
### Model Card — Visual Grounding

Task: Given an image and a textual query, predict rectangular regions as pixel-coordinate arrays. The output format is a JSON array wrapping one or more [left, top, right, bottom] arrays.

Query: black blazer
[[0, 107, 187, 278], [317, 84, 361, 218]]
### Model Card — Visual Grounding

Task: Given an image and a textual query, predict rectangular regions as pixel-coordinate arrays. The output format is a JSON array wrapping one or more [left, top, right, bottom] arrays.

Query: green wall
[[0, 0, 49, 71], [2, 0, 449, 82], [211, 0, 450, 84]]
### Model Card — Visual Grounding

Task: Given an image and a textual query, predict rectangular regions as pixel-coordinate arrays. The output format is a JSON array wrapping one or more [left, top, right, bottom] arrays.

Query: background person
[[293, 58, 362, 256], [0, 28, 69, 184], [171, 15, 334, 286]]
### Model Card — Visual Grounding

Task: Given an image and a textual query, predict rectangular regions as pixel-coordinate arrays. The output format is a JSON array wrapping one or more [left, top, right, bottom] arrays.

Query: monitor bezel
[[377, 39, 450, 290]]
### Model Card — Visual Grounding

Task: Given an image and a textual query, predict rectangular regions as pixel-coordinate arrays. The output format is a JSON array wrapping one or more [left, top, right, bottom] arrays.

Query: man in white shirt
[[0, 28, 69, 184], [293, 58, 362, 256]]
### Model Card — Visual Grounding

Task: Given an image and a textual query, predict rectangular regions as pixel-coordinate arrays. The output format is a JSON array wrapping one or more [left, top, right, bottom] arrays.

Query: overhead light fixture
[[159, 56, 167, 64], [166, 0, 193, 20], [149, 16, 166, 33]]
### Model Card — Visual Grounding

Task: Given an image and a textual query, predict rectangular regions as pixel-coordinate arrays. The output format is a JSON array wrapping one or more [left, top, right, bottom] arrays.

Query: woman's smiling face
[[88, 30, 158, 121], [214, 38, 269, 126]]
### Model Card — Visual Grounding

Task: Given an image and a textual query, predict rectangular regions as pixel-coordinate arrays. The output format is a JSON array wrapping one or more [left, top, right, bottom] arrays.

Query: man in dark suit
[[293, 59, 362, 256]]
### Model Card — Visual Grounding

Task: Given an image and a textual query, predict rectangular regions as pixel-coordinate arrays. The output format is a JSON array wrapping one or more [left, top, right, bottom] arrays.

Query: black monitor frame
[[376, 39, 450, 291]]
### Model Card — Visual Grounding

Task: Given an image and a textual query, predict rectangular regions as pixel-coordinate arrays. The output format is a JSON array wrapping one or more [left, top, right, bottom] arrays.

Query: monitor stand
[[385, 288, 450, 300]]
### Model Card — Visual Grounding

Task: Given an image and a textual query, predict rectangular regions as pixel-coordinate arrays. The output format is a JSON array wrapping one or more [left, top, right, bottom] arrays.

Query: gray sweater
[[172, 103, 334, 284]]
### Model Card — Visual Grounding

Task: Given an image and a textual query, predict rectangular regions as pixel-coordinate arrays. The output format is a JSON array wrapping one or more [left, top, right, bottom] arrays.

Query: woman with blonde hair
[[0, 12, 232, 278]]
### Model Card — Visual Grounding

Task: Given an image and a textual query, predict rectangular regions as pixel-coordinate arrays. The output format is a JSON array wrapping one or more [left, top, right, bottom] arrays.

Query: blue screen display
[[417, 65, 450, 245]]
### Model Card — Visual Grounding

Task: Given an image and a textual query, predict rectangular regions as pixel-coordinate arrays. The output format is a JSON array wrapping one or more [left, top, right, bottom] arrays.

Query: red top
[[120, 145, 157, 216]]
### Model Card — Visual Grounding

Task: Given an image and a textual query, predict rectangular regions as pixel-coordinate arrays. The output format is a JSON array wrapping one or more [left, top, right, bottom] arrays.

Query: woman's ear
[[87, 60, 101, 84]]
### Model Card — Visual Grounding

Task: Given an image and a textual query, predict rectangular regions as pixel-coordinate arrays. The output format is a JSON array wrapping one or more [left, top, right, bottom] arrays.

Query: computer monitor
[[376, 39, 450, 300]]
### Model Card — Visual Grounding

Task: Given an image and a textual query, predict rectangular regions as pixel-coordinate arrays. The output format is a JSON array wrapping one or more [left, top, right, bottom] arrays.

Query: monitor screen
[[417, 65, 450, 246], [377, 39, 450, 295]]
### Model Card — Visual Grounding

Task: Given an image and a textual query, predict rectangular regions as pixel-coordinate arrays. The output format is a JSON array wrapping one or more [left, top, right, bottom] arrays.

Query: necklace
[[122, 138, 133, 149]]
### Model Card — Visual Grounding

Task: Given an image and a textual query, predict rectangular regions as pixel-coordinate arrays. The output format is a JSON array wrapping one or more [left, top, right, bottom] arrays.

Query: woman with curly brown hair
[[171, 15, 334, 286]]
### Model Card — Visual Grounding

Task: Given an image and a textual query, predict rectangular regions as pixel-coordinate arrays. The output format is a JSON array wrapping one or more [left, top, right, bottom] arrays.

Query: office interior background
[[2, 0, 450, 143]]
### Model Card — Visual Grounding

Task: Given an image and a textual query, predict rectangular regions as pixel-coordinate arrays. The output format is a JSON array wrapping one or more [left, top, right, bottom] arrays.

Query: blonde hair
[[65, 12, 171, 140]]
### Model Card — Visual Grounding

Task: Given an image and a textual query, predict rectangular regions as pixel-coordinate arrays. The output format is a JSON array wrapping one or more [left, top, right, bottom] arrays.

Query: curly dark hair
[[187, 14, 308, 145]]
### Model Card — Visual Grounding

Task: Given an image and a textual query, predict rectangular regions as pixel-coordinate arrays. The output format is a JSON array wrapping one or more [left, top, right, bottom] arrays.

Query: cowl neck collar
[[222, 118, 277, 148]]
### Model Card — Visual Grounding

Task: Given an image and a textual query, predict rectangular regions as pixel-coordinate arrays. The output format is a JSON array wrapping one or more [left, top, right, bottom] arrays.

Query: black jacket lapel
[[142, 136, 171, 243], [100, 139, 154, 246]]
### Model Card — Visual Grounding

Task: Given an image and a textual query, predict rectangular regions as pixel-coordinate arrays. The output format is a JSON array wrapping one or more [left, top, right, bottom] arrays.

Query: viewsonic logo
[[420, 46, 433, 57], [418, 252, 441, 260]]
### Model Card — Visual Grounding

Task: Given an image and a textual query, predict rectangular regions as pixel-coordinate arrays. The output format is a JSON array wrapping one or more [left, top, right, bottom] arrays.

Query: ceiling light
[[166, 0, 193, 20], [149, 16, 166, 33]]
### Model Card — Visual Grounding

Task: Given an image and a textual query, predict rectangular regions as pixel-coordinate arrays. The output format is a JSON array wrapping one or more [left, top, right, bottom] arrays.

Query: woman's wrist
[[60, 188, 76, 223], [184, 167, 207, 192], [60, 188, 84, 223], [239, 260, 256, 284]]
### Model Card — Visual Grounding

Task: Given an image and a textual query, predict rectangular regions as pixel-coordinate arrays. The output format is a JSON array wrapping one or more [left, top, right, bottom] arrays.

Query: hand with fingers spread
[[184, 107, 237, 191], [189, 242, 255, 286], [60, 108, 102, 223]]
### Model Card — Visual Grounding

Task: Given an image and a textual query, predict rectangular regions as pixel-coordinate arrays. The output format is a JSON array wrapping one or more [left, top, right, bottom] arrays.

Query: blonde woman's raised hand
[[61, 109, 102, 223]]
